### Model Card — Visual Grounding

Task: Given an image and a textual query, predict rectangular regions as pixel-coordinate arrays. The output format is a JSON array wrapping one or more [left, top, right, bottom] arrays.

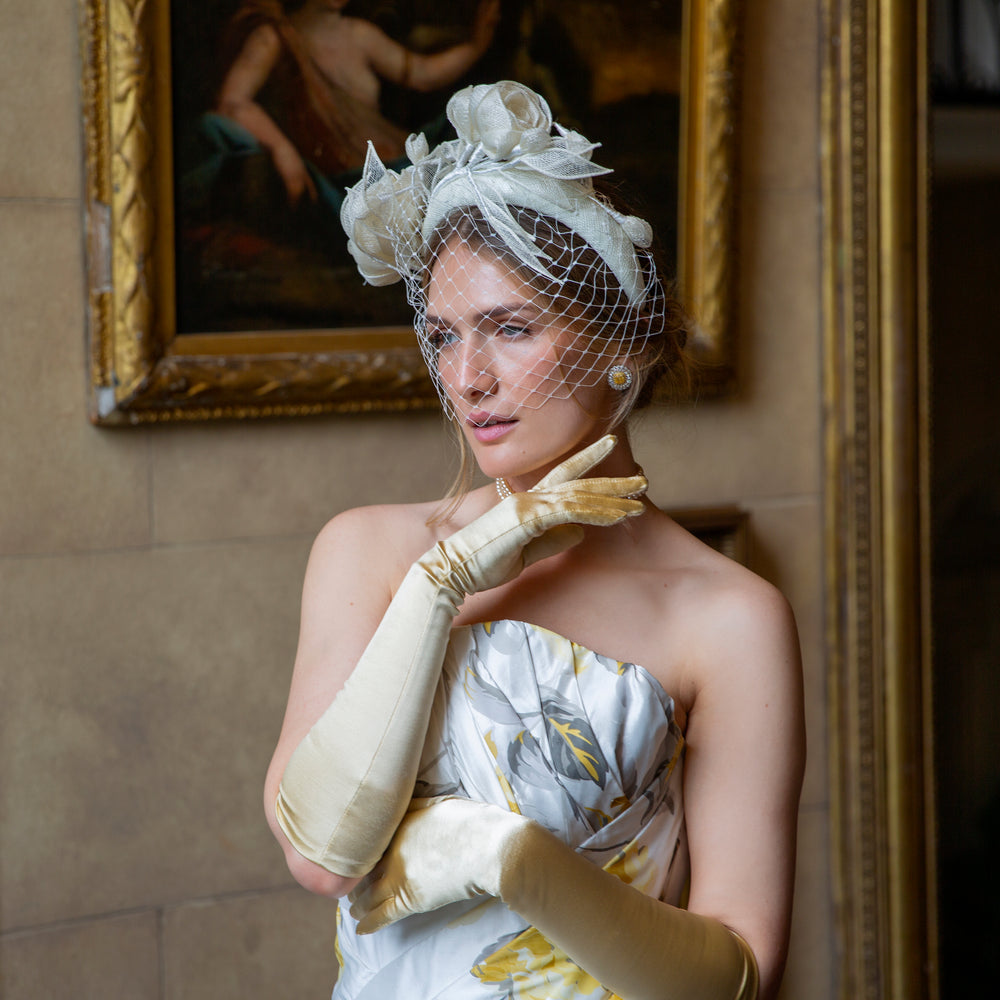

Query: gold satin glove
[[351, 797, 758, 1000], [276, 435, 646, 879], [349, 797, 523, 927]]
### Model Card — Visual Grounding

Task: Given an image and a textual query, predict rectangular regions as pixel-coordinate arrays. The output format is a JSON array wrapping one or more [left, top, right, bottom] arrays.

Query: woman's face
[[424, 241, 618, 482]]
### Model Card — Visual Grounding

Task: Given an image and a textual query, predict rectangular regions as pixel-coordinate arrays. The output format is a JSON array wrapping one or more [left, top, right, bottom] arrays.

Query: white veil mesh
[[339, 81, 668, 421]]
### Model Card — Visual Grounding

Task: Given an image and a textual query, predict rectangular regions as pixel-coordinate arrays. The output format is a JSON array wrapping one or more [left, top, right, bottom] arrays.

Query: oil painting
[[81, 0, 740, 422]]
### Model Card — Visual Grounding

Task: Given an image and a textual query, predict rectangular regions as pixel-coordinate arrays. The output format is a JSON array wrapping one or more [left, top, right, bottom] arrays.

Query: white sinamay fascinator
[[339, 81, 667, 416]]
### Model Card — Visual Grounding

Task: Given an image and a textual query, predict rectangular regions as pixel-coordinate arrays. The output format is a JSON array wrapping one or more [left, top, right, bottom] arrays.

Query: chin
[[474, 427, 611, 485]]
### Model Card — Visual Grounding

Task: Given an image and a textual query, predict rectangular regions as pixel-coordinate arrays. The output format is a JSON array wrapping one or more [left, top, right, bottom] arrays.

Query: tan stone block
[[739, 190, 821, 394], [637, 189, 820, 507], [163, 888, 338, 1000], [779, 806, 834, 1000], [741, 0, 820, 194], [0, 0, 81, 198], [150, 411, 454, 545], [0, 538, 310, 928], [0, 912, 159, 1000], [635, 393, 818, 509], [0, 203, 151, 555]]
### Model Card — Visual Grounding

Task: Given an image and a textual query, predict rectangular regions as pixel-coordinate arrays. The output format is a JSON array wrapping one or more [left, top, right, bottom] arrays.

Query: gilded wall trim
[[821, 2, 936, 998], [679, 0, 743, 390]]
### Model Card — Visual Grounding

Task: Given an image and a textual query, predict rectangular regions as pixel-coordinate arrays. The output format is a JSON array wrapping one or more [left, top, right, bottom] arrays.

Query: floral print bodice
[[332, 620, 688, 1000]]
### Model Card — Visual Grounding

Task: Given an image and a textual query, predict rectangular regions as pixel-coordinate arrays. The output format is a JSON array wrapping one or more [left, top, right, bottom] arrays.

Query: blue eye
[[498, 324, 531, 339], [427, 327, 458, 351]]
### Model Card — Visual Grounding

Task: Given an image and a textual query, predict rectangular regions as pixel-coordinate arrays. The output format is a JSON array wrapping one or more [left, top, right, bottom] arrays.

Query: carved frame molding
[[821, 2, 937, 998], [79, 0, 742, 423], [679, 0, 743, 392]]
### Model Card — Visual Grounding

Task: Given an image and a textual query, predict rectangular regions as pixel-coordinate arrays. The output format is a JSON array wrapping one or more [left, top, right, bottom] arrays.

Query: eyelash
[[427, 322, 533, 352], [427, 328, 458, 352], [498, 323, 531, 339]]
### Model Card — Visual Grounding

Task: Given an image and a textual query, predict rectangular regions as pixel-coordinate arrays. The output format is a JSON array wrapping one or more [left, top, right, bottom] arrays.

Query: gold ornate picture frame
[[81, 0, 741, 424]]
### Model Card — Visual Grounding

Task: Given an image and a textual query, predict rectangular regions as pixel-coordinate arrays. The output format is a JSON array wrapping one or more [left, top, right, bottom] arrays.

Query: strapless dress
[[332, 620, 688, 1000]]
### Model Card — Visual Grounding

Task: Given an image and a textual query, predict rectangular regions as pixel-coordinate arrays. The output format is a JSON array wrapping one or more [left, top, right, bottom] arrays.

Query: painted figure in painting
[[175, 1, 682, 338], [210, 0, 500, 208], [265, 80, 805, 999], [177, 0, 499, 333]]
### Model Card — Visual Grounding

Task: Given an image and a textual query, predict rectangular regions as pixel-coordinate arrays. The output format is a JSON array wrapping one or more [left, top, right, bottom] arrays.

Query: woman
[[265, 81, 805, 1000]]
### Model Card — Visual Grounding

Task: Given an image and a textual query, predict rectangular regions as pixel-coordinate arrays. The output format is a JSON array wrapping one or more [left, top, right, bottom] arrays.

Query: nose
[[456, 338, 498, 401]]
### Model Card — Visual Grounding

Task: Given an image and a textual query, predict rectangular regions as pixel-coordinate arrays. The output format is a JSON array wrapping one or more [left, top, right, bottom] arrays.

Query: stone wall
[[0, 1, 831, 996]]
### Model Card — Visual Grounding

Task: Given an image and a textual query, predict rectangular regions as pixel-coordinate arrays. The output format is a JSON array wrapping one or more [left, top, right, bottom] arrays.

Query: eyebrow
[[425, 302, 546, 328], [483, 303, 544, 323]]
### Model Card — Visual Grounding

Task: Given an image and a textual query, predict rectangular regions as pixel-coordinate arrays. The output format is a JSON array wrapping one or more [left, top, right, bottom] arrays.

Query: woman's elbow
[[215, 97, 247, 120], [405, 55, 456, 93], [283, 846, 361, 899], [264, 780, 361, 898]]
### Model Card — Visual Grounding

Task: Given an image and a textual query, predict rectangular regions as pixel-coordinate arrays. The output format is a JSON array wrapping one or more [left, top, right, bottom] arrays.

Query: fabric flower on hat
[[447, 80, 553, 159], [340, 148, 426, 286], [339, 80, 656, 304]]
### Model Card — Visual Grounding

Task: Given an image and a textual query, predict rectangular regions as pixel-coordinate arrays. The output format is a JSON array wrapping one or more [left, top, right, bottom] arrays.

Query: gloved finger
[[354, 894, 406, 935], [348, 870, 397, 919], [558, 497, 646, 524], [533, 434, 617, 490], [347, 866, 383, 906], [519, 494, 646, 534], [547, 473, 647, 500]]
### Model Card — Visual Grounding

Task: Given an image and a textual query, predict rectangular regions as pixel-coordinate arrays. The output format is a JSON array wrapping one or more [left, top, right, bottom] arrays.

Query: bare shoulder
[[343, 14, 395, 50], [304, 486, 497, 605], [290, 498, 444, 706], [687, 541, 796, 654], [648, 513, 801, 701], [241, 22, 282, 58], [307, 499, 441, 593]]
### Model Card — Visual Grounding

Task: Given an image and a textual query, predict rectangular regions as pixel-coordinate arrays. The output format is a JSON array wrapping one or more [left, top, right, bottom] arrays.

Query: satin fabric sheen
[[332, 619, 688, 999]]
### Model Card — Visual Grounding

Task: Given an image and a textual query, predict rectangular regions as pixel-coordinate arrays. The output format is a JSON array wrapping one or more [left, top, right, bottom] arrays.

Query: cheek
[[535, 333, 603, 398], [434, 351, 465, 400], [515, 345, 562, 381], [503, 344, 571, 402], [435, 331, 597, 409]]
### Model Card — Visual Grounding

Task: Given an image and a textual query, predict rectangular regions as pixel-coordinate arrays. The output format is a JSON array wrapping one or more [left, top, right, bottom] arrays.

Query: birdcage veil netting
[[339, 80, 669, 422]]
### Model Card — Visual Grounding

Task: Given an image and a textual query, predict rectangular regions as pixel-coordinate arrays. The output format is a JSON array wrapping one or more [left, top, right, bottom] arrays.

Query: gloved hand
[[350, 796, 758, 1000], [276, 435, 646, 878], [350, 796, 529, 934], [419, 433, 647, 596], [349, 797, 522, 929]]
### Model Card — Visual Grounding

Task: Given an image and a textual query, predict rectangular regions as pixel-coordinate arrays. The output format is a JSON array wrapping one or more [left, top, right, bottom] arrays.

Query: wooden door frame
[[821, 2, 937, 998]]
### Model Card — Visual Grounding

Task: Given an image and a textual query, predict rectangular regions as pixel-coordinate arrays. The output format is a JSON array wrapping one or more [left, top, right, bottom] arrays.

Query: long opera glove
[[351, 797, 758, 1000], [275, 434, 646, 878]]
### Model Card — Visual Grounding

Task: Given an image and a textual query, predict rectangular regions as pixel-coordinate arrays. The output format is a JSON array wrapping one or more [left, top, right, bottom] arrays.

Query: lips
[[467, 412, 518, 442], [468, 410, 513, 427]]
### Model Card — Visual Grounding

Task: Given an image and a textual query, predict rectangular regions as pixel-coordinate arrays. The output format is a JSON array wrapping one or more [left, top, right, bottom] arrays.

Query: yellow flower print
[[605, 842, 651, 889], [485, 729, 523, 814], [547, 717, 604, 782], [473, 844, 654, 999], [334, 904, 345, 971], [473, 926, 613, 999]]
